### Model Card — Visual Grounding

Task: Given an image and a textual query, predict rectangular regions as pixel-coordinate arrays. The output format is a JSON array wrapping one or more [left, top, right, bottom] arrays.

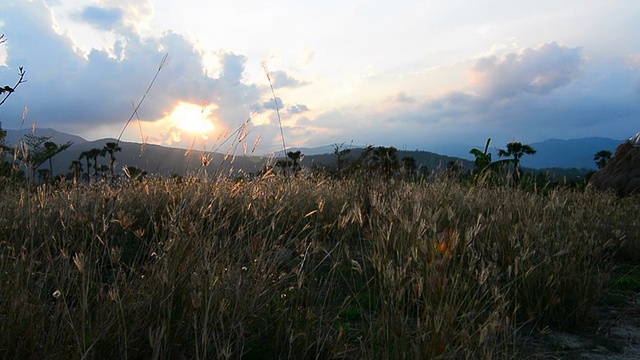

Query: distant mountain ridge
[[4, 128, 88, 147], [286, 137, 625, 170], [526, 137, 623, 169], [0, 127, 628, 175]]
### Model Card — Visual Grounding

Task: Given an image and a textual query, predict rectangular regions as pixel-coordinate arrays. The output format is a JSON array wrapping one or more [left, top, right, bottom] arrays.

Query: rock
[[591, 134, 640, 196]]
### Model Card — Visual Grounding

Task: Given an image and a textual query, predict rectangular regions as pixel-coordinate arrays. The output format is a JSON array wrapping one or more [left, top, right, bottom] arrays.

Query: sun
[[169, 102, 217, 134]]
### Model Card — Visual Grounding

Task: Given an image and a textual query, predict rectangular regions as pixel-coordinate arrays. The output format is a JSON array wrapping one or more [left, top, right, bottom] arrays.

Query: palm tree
[[43, 141, 72, 181], [498, 141, 537, 184], [79, 150, 92, 182], [594, 150, 612, 170], [69, 160, 83, 184], [371, 146, 400, 179], [18, 135, 70, 183], [103, 142, 122, 179], [87, 148, 106, 179]]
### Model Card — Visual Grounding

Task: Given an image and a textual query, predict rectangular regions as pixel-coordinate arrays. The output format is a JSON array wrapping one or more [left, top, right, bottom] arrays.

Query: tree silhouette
[[287, 150, 303, 175], [401, 156, 417, 178], [37, 168, 50, 183], [0, 124, 10, 176], [497, 141, 537, 184], [17, 135, 72, 183], [70, 160, 83, 184], [79, 150, 92, 182], [103, 142, 122, 179], [274, 159, 291, 175], [87, 148, 106, 179], [371, 146, 400, 179], [123, 165, 147, 181], [332, 143, 352, 177], [594, 150, 612, 170], [469, 138, 493, 174], [43, 141, 72, 181], [0, 123, 24, 180], [19, 134, 49, 182], [0, 35, 26, 108]]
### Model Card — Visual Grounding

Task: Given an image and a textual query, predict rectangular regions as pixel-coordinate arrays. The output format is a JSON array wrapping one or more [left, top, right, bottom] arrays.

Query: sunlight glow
[[169, 102, 217, 134]]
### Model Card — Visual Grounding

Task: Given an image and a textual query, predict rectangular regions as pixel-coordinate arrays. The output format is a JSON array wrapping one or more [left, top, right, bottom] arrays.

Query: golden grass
[[0, 175, 636, 359]]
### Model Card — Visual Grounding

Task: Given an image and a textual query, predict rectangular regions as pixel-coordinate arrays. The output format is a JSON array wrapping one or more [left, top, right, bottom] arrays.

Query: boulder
[[590, 134, 640, 196]]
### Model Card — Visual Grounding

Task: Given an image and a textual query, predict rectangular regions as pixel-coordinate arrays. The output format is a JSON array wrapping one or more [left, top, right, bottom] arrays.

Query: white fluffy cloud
[[470, 42, 583, 99], [0, 1, 283, 150], [1, 1, 639, 156]]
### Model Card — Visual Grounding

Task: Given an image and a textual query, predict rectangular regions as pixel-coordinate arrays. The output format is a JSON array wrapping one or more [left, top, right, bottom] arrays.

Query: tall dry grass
[[0, 175, 636, 359]]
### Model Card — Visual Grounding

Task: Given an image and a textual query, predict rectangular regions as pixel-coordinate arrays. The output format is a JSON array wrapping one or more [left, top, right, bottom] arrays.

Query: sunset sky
[[1, 0, 639, 156]]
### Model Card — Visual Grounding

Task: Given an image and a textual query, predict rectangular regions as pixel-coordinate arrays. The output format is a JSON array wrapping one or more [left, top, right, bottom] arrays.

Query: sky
[[0, 0, 639, 156]]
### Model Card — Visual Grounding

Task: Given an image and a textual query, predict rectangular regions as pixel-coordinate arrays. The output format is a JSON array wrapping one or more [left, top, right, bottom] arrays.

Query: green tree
[[103, 142, 122, 179], [497, 141, 537, 184], [469, 138, 493, 173], [594, 150, 612, 170]]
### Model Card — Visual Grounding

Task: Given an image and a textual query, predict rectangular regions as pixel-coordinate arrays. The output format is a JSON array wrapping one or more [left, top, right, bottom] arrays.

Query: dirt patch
[[522, 267, 640, 359]]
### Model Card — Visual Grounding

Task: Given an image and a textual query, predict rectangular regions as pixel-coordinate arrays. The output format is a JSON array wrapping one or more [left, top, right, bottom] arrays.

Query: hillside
[[2, 128, 627, 176], [3, 129, 472, 177]]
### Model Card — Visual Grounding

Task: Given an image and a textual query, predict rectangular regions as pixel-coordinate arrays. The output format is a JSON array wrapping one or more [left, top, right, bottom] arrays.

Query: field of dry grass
[[0, 174, 637, 359]]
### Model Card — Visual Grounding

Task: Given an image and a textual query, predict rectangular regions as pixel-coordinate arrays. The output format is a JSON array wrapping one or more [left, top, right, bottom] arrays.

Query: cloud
[[261, 97, 284, 110], [626, 54, 640, 69], [393, 92, 416, 104], [218, 52, 247, 84], [470, 42, 583, 99], [288, 103, 309, 114], [270, 70, 309, 88], [307, 42, 640, 152], [0, 0, 266, 147], [78, 6, 124, 30]]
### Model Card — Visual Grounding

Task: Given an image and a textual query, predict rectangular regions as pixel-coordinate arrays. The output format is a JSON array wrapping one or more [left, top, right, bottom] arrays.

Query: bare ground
[[523, 269, 640, 359]]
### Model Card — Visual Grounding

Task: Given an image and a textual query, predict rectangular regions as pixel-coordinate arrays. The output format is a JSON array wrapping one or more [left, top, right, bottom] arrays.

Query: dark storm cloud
[[0, 1, 265, 136], [78, 6, 124, 30]]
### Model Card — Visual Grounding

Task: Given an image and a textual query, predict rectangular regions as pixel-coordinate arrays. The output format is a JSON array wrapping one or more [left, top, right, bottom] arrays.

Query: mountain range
[[1, 127, 627, 177]]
